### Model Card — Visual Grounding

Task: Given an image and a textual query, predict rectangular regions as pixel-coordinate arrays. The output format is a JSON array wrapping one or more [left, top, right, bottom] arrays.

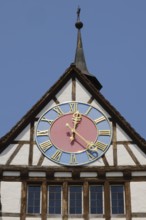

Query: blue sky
[[0, 0, 146, 139]]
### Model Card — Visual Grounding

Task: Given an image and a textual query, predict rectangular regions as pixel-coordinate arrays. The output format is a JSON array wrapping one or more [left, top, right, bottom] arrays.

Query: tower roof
[[74, 8, 102, 90], [74, 7, 89, 75]]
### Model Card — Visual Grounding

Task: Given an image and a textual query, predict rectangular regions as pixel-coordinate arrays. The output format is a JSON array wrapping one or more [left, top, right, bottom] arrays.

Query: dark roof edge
[[0, 64, 146, 153]]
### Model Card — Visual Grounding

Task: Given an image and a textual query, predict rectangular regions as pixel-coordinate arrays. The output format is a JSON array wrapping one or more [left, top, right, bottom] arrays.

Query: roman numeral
[[41, 116, 53, 125], [85, 106, 92, 115], [37, 130, 48, 136], [70, 154, 78, 164], [94, 116, 105, 124], [39, 140, 52, 152], [51, 150, 62, 162], [94, 141, 107, 151], [86, 150, 95, 161], [98, 130, 111, 136], [69, 102, 78, 113], [53, 106, 64, 116]]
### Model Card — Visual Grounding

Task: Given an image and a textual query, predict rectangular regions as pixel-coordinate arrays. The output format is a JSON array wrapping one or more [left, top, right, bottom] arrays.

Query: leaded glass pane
[[90, 185, 103, 214], [27, 186, 40, 214], [48, 186, 61, 214], [69, 186, 82, 214], [111, 185, 124, 214]]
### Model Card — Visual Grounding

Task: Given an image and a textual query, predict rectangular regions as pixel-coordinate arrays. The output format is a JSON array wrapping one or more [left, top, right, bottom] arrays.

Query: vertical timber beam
[[29, 121, 35, 165], [62, 182, 68, 220], [20, 181, 27, 220], [83, 181, 89, 220], [104, 181, 110, 220], [72, 76, 76, 101], [112, 121, 117, 166], [125, 181, 131, 220], [42, 181, 47, 220]]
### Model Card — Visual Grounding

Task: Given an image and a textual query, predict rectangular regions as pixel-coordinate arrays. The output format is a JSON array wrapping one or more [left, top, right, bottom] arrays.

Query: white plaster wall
[[111, 218, 126, 220], [131, 182, 146, 212], [3, 171, 20, 177], [89, 218, 105, 220], [105, 145, 114, 166], [76, 79, 91, 103], [132, 171, 146, 177], [116, 124, 131, 141], [0, 144, 17, 165], [26, 218, 41, 220], [42, 157, 60, 166], [1, 181, 21, 213], [11, 144, 29, 165], [68, 218, 84, 220], [80, 172, 97, 177], [47, 218, 63, 220], [91, 100, 110, 118], [88, 157, 105, 166], [129, 144, 146, 165], [1, 218, 20, 220], [56, 79, 72, 102], [106, 172, 123, 177], [32, 144, 42, 165], [117, 144, 135, 165], [132, 218, 146, 220], [15, 124, 30, 141], [37, 100, 55, 118]]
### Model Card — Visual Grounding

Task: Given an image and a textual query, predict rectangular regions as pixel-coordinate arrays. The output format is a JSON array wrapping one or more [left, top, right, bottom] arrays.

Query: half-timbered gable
[[1, 9, 146, 220]]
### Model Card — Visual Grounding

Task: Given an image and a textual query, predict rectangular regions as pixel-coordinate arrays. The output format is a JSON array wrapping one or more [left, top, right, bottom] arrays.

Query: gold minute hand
[[66, 123, 93, 147]]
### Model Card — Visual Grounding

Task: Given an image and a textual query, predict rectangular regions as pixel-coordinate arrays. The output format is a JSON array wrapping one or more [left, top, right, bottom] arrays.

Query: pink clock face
[[50, 113, 98, 153]]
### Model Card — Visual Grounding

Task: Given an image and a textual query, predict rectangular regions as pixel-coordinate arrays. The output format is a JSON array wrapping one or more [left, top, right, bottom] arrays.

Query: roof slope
[[0, 64, 146, 153]]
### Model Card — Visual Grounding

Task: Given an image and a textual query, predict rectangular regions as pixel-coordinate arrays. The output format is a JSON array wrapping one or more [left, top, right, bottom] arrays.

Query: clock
[[35, 102, 112, 166]]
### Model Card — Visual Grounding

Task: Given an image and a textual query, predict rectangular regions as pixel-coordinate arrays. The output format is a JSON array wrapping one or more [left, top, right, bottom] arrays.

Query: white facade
[[0, 67, 146, 220]]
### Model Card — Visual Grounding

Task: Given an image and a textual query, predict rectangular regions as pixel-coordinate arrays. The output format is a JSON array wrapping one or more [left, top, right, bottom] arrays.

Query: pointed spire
[[74, 7, 90, 75], [73, 7, 102, 90]]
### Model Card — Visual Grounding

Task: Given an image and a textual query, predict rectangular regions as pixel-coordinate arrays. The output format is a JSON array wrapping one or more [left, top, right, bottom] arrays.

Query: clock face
[[35, 102, 112, 166]]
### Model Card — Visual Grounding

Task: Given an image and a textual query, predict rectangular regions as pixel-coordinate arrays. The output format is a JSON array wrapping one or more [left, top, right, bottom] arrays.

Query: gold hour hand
[[70, 111, 82, 141]]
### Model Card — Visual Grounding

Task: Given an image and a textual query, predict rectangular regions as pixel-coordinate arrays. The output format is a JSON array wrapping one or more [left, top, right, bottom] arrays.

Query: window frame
[[68, 185, 83, 215], [110, 184, 125, 215], [89, 184, 104, 215], [47, 185, 62, 215], [26, 184, 41, 214]]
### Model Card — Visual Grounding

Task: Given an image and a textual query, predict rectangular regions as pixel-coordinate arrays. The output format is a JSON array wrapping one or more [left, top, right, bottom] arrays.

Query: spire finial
[[77, 6, 81, 21], [75, 7, 83, 29]]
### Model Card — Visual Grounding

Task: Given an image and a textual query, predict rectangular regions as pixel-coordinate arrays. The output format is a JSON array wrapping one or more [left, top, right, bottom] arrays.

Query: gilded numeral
[[53, 106, 64, 116], [37, 130, 48, 136], [99, 130, 111, 136], [40, 140, 52, 152], [94, 141, 107, 151], [41, 117, 53, 125], [94, 116, 105, 124], [86, 150, 95, 161], [69, 102, 78, 113], [51, 150, 62, 162], [70, 154, 78, 164], [85, 106, 92, 115]]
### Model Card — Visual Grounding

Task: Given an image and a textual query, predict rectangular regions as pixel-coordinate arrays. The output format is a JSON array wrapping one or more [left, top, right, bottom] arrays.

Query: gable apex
[[0, 64, 146, 154]]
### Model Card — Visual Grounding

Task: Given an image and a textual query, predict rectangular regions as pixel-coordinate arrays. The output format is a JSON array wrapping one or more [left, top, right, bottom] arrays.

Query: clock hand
[[66, 123, 94, 149], [70, 111, 82, 141]]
